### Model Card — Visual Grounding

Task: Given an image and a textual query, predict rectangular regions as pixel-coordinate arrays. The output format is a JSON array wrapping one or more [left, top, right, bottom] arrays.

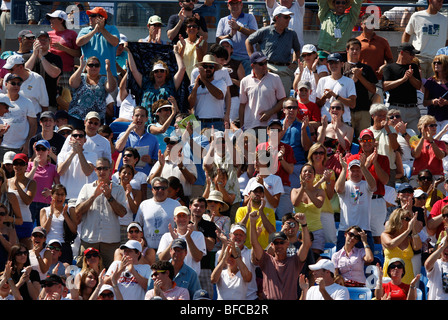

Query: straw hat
[[207, 190, 229, 212], [195, 54, 222, 70]]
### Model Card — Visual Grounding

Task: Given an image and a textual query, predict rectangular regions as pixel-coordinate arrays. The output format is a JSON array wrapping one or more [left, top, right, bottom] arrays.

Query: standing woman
[[40, 184, 78, 265], [381, 208, 422, 285], [0, 203, 18, 272], [68, 55, 117, 128], [291, 163, 325, 258], [307, 142, 337, 244], [0, 167, 23, 232], [423, 54, 448, 133], [118, 164, 142, 243], [125, 43, 185, 121], [8, 244, 41, 300], [177, 17, 207, 81], [26, 140, 60, 227], [47, 10, 81, 88], [8, 154, 36, 250], [317, 100, 354, 177]]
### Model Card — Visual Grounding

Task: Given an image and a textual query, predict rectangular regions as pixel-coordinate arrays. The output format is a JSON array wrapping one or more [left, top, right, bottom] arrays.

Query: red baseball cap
[[359, 129, 374, 139], [13, 153, 28, 164], [86, 7, 108, 19], [83, 247, 100, 256]]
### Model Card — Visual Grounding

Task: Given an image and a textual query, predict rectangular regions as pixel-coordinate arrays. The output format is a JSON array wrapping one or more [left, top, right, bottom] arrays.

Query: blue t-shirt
[[281, 119, 310, 165], [77, 24, 120, 76]]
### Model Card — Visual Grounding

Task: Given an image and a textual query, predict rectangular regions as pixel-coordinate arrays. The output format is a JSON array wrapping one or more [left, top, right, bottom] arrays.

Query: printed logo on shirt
[[422, 24, 440, 36]]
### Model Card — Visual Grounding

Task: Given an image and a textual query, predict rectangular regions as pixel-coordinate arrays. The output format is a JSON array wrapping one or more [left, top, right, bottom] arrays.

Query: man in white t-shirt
[[134, 177, 180, 250], [0, 73, 37, 160], [57, 127, 97, 200], [2, 54, 49, 115], [157, 206, 206, 276], [316, 52, 356, 125], [335, 155, 376, 252], [425, 233, 448, 300], [265, 0, 305, 50], [105, 240, 151, 300], [402, 0, 448, 78], [188, 54, 228, 132], [302, 259, 349, 300]]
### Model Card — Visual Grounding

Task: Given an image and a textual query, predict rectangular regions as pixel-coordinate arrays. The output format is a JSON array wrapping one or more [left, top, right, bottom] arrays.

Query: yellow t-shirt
[[235, 206, 276, 249], [314, 171, 336, 214]]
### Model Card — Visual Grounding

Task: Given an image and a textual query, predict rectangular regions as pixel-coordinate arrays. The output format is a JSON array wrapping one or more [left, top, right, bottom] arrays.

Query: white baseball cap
[[309, 259, 335, 273], [273, 5, 294, 17], [46, 10, 68, 21]]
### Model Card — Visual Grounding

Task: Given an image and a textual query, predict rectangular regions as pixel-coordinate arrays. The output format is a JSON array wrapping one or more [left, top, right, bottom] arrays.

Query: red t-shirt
[[346, 152, 390, 196], [412, 139, 446, 176], [382, 281, 409, 300], [256, 141, 296, 187], [297, 101, 321, 123]]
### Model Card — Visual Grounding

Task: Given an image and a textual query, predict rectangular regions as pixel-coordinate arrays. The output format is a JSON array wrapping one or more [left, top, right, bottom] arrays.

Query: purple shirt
[[332, 247, 367, 284], [27, 162, 59, 204]]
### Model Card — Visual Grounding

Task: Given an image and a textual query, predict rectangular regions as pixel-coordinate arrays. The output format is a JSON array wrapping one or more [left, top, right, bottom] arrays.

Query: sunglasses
[[187, 25, 199, 29], [284, 106, 298, 110], [347, 232, 361, 241], [35, 146, 48, 152], [96, 166, 110, 171], [8, 81, 22, 86], [59, 130, 71, 136], [402, 217, 412, 222], [416, 195, 428, 200], [273, 240, 286, 245], [418, 176, 432, 181], [433, 61, 442, 65], [123, 153, 134, 158], [15, 250, 28, 256], [151, 270, 167, 277], [100, 292, 114, 298], [152, 23, 162, 28], [87, 63, 100, 68], [360, 138, 373, 143], [32, 233, 45, 238], [85, 252, 100, 259], [426, 123, 438, 128], [389, 263, 404, 270], [388, 114, 401, 119], [167, 141, 178, 145], [48, 246, 61, 251], [330, 106, 342, 110], [153, 186, 168, 191], [202, 64, 215, 70], [12, 161, 27, 166], [256, 61, 268, 66], [302, 53, 314, 58], [71, 133, 85, 138], [279, 14, 291, 19], [89, 14, 100, 18], [153, 69, 166, 74], [313, 151, 325, 156]]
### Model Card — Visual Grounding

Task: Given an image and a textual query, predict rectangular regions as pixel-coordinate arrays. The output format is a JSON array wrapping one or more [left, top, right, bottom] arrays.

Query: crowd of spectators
[[1, 0, 448, 302]]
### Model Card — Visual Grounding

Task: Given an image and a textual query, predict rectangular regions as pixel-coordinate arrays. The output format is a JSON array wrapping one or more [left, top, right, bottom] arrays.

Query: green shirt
[[317, 0, 363, 52]]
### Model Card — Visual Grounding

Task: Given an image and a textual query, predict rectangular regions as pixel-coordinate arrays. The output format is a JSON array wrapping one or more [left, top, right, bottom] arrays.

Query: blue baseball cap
[[35, 140, 51, 150], [250, 51, 267, 64], [327, 53, 343, 62]]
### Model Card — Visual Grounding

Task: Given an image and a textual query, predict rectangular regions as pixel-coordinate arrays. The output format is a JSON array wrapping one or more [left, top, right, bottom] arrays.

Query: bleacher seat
[[109, 121, 131, 141], [347, 287, 372, 300], [321, 242, 336, 259], [350, 143, 359, 155], [276, 220, 282, 232]]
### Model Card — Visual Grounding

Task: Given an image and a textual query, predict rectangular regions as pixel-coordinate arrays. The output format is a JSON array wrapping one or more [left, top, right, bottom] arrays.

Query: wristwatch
[[107, 196, 115, 203]]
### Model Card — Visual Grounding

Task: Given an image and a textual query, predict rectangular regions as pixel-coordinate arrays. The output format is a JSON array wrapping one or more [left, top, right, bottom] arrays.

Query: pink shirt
[[48, 29, 79, 72], [26, 162, 59, 204], [144, 283, 190, 300], [239, 71, 286, 130], [332, 247, 367, 284]]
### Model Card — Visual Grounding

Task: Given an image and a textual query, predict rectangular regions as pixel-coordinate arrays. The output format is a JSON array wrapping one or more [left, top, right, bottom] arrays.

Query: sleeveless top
[[383, 242, 414, 285], [43, 206, 65, 244], [8, 179, 32, 223], [294, 202, 322, 232]]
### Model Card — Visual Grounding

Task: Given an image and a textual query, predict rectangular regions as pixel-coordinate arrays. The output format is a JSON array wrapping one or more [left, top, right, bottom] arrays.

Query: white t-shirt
[[134, 198, 180, 249], [405, 10, 448, 58], [149, 159, 197, 197], [427, 259, 448, 300], [216, 269, 248, 300], [112, 170, 147, 191], [316, 75, 357, 124], [0, 94, 36, 149], [306, 283, 350, 300], [294, 65, 317, 102], [57, 150, 97, 199], [338, 179, 375, 232], [117, 91, 136, 121], [157, 231, 207, 276], [243, 175, 284, 210], [2, 71, 49, 115], [369, 126, 397, 170], [106, 261, 151, 300]]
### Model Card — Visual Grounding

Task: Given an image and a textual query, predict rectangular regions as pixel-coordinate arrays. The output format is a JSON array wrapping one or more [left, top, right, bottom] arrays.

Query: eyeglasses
[[347, 232, 361, 241], [187, 25, 199, 29], [95, 166, 110, 171], [48, 246, 61, 251], [85, 252, 100, 259], [153, 186, 168, 191], [256, 61, 268, 66], [71, 133, 85, 139], [15, 250, 28, 256], [8, 81, 22, 86], [151, 270, 167, 277], [153, 69, 166, 74], [388, 114, 401, 119], [123, 153, 134, 158], [202, 64, 215, 70], [35, 146, 48, 152], [87, 63, 100, 68], [418, 176, 432, 181], [330, 106, 342, 110], [13, 161, 27, 166], [360, 138, 373, 143]]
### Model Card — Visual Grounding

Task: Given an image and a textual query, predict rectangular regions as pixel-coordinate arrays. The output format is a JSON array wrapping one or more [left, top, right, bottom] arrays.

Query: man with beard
[[167, 0, 208, 44], [235, 183, 276, 250], [188, 55, 227, 131]]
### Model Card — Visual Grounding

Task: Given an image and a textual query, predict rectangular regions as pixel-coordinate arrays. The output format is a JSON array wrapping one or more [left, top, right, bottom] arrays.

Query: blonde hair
[[384, 208, 409, 235], [417, 115, 436, 132], [307, 142, 327, 165]]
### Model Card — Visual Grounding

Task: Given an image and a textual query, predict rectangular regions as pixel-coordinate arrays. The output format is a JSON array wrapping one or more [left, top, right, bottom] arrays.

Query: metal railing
[[9, 0, 446, 30]]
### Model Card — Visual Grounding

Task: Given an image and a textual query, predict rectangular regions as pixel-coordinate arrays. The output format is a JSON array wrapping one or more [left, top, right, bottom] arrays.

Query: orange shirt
[[356, 32, 393, 80]]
